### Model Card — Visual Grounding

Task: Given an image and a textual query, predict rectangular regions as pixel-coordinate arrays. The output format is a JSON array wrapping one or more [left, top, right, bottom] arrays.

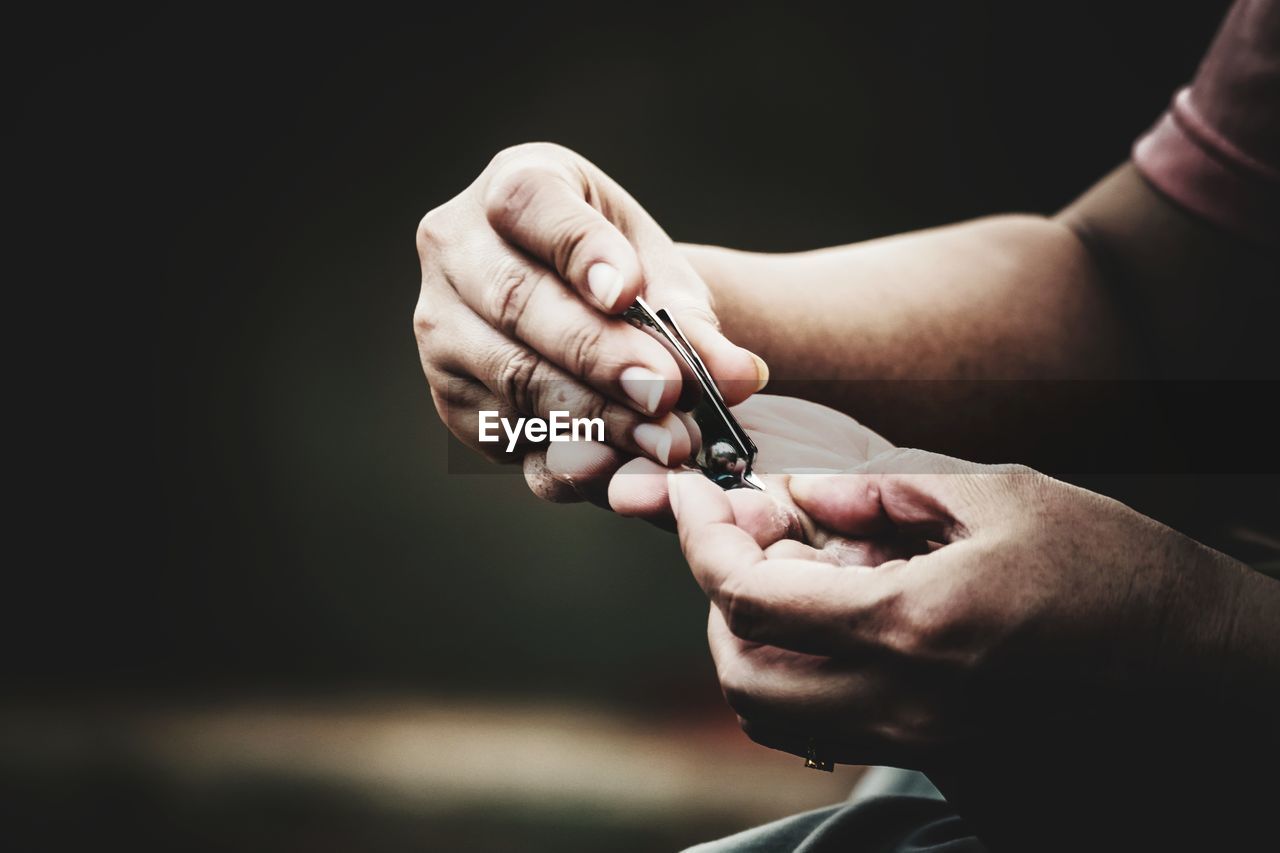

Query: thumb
[[787, 449, 995, 543], [668, 302, 769, 406]]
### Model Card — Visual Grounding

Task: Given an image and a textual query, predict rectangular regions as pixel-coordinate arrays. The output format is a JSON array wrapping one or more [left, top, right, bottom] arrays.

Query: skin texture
[[547, 393, 894, 523], [667, 454, 1279, 850], [683, 165, 1277, 468], [414, 142, 767, 499], [413, 145, 1279, 849], [668, 455, 1278, 758]]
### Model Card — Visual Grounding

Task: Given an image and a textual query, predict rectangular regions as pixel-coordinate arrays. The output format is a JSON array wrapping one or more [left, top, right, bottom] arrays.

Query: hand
[[539, 393, 897, 523], [537, 391, 890, 517], [666, 448, 1261, 769], [413, 142, 767, 498]]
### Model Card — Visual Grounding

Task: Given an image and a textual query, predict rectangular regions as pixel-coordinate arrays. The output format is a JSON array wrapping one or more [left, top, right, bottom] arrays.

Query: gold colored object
[[804, 740, 833, 772]]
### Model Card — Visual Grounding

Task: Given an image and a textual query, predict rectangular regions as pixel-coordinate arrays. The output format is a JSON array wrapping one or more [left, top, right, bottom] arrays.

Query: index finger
[[484, 156, 642, 313]]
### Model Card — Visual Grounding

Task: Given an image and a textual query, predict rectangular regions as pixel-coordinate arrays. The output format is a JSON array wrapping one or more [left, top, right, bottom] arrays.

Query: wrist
[[1140, 534, 1275, 735], [1212, 565, 1280, 741]]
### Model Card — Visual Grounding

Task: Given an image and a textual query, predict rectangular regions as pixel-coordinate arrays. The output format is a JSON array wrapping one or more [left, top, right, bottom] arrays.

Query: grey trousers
[[682, 768, 986, 853]]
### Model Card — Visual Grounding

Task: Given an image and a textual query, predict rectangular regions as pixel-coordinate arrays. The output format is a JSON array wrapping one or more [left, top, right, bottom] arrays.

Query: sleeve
[[1132, 0, 1280, 246]]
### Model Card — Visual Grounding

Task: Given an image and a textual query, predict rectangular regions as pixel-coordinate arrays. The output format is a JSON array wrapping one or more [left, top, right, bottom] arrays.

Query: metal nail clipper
[[624, 296, 765, 491]]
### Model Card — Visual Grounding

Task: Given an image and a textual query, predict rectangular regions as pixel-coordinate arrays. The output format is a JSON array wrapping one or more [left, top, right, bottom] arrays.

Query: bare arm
[[684, 163, 1276, 469]]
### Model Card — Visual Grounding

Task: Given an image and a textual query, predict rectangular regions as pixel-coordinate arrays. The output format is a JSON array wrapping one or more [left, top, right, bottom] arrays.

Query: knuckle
[[412, 294, 439, 341], [718, 573, 765, 642], [548, 213, 594, 277], [964, 462, 1046, 516], [431, 380, 475, 428], [430, 379, 461, 409], [483, 164, 545, 227], [562, 320, 606, 374], [415, 207, 451, 255], [487, 141, 567, 171], [497, 348, 543, 414], [882, 447, 935, 474], [487, 262, 540, 336], [997, 463, 1046, 493]]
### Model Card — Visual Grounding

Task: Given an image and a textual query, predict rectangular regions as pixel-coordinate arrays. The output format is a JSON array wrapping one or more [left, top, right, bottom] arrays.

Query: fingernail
[[634, 422, 674, 466], [620, 365, 665, 414], [587, 262, 624, 310], [666, 471, 680, 516], [749, 351, 770, 393]]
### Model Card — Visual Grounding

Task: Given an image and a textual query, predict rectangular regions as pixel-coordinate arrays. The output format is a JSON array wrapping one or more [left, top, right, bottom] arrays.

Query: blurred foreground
[[4, 694, 860, 851]]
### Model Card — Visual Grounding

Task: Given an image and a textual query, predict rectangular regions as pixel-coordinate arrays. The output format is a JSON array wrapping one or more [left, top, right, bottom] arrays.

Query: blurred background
[[8, 1, 1250, 850]]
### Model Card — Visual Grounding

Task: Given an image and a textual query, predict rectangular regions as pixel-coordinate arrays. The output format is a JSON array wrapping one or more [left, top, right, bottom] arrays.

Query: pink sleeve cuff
[[1133, 88, 1280, 246]]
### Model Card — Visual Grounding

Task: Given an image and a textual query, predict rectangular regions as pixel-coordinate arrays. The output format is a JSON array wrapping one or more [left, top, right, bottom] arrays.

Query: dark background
[[9, 1, 1258, 848]]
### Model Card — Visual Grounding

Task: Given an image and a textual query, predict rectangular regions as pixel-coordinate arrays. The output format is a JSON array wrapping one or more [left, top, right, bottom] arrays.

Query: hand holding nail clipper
[[413, 143, 768, 499]]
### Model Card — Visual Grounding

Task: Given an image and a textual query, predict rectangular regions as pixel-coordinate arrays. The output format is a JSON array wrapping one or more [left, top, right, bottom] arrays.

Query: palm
[[733, 394, 893, 477], [610, 394, 917, 565], [724, 395, 923, 565]]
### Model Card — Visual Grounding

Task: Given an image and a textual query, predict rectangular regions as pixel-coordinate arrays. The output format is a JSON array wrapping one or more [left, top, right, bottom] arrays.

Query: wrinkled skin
[[544, 393, 896, 533], [413, 142, 765, 495], [665, 447, 1259, 770]]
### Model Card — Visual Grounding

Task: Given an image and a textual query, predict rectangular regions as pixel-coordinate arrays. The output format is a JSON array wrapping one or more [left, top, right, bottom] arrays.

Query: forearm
[[682, 212, 1140, 461], [1130, 529, 1280, 745], [1206, 562, 1280, 743]]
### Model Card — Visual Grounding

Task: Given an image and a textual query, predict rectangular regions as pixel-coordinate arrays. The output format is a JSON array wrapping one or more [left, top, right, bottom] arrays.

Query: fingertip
[[620, 365, 678, 416], [634, 421, 674, 466], [664, 411, 694, 464], [668, 469, 699, 520], [585, 251, 643, 314], [726, 487, 797, 548], [786, 471, 859, 506], [786, 472, 886, 535], [783, 471, 827, 510], [587, 262, 624, 312], [707, 340, 769, 406], [523, 450, 584, 503], [747, 350, 769, 394], [608, 456, 674, 522], [634, 412, 691, 467], [667, 469, 718, 525], [613, 261, 644, 313], [545, 439, 625, 507]]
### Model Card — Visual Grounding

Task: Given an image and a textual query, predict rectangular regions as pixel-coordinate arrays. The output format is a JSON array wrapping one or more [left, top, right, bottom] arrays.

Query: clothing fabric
[[683, 5, 1277, 850], [1133, 0, 1280, 245], [681, 769, 984, 853]]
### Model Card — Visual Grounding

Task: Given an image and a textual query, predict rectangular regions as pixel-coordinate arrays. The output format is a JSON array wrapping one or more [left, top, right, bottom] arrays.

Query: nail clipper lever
[[623, 296, 764, 491]]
